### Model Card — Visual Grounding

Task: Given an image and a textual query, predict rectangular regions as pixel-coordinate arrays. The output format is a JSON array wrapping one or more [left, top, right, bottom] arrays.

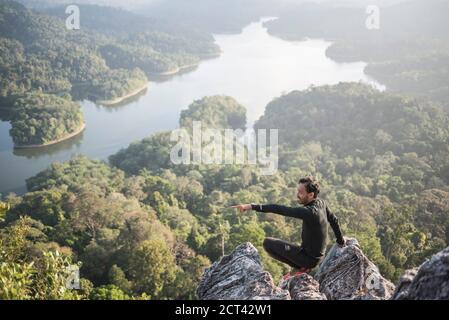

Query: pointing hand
[[231, 204, 252, 213]]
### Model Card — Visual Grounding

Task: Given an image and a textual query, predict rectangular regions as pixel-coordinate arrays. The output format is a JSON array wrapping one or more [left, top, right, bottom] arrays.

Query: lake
[[0, 18, 384, 195]]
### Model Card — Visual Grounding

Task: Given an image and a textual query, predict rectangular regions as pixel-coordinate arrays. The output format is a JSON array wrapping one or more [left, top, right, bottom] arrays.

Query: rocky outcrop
[[393, 247, 449, 300], [197, 239, 449, 300], [197, 239, 394, 300], [196, 243, 290, 300], [279, 273, 327, 300], [315, 238, 395, 300], [196, 242, 327, 300], [391, 268, 418, 300]]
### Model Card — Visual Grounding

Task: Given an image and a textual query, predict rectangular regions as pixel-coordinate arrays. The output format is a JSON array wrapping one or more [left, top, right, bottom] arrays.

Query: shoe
[[291, 267, 311, 277], [279, 272, 292, 289], [292, 270, 308, 277], [282, 272, 291, 281], [281, 268, 311, 285]]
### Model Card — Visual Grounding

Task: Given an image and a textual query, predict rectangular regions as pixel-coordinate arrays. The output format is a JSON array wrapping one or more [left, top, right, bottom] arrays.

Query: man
[[232, 176, 345, 279]]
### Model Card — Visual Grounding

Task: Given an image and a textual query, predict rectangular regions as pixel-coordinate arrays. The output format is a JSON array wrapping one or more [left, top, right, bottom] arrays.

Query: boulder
[[196, 242, 290, 300], [391, 268, 418, 300], [279, 273, 327, 300], [392, 247, 449, 300], [315, 238, 395, 300]]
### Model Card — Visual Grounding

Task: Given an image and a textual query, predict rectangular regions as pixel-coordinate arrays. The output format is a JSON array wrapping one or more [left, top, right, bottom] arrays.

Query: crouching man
[[232, 176, 345, 279]]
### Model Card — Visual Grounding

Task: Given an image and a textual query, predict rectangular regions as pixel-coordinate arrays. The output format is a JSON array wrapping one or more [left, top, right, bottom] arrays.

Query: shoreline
[[148, 53, 222, 77], [148, 63, 200, 77], [97, 83, 149, 106], [14, 122, 86, 149]]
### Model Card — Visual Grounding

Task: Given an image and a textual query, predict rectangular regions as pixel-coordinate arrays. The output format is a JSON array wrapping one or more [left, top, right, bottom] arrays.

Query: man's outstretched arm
[[232, 203, 310, 220], [326, 205, 345, 246]]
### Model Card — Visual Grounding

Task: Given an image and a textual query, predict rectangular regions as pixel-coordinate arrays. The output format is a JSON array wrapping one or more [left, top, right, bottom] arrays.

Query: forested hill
[[0, 0, 146, 99], [39, 4, 215, 42], [2, 86, 449, 299], [41, 4, 162, 37], [266, 0, 449, 42], [40, 4, 221, 62], [0, 0, 219, 147], [254, 82, 449, 200], [0, 0, 219, 97]]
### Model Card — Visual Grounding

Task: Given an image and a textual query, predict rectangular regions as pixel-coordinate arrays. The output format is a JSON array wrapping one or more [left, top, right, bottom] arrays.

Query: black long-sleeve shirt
[[252, 198, 344, 259]]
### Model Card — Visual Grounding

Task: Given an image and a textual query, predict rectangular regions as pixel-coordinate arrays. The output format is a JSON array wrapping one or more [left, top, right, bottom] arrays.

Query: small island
[[14, 123, 86, 149], [10, 93, 85, 149]]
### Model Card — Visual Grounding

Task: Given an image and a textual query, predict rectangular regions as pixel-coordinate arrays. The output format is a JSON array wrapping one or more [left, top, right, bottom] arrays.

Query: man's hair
[[299, 176, 320, 198]]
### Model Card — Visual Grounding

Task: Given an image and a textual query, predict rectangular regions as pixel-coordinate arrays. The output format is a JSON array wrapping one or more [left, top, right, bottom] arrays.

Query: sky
[[20, 0, 413, 10]]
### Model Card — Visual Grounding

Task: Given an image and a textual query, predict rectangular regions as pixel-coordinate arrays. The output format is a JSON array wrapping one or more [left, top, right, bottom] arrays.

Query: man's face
[[297, 183, 314, 205]]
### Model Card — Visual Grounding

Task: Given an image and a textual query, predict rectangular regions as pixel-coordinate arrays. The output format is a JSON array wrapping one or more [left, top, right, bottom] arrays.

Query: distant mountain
[[38, 3, 215, 41], [266, 0, 449, 41], [17, 0, 157, 10], [265, 0, 449, 101]]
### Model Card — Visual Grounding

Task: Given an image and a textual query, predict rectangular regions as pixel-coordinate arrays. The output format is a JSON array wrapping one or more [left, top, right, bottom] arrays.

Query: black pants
[[263, 237, 320, 269]]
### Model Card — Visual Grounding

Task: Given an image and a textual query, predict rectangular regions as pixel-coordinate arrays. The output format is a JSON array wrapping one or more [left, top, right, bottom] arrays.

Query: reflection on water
[[0, 121, 13, 152], [0, 18, 384, 196], [12, 130, 85, 159]]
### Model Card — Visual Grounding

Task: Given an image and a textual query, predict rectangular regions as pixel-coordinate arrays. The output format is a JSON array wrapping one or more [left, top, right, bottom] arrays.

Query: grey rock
[[392, 268, 418, 300], [315, 238, 395, 300], [196, 242, 290, 300], [279, 273, 327, 300], [393, 247, 449, 300]]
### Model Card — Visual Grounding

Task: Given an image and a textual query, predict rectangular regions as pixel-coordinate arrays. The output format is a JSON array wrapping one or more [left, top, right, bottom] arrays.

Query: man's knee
[[263, 237, 276, 251]]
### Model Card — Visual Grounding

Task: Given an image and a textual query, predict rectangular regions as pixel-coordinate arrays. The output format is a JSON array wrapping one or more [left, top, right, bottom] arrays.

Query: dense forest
[[2, 88, 449, 299], [41, 4, 221, 74], [0, 1, 149, 99], [0, 0, 219, 146], [8, 93, 84, 146]]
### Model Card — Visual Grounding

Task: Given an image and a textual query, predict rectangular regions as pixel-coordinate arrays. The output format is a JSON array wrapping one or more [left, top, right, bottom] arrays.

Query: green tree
[[108, 265, 132, 294], [128, 239, 178, 299], [90, 285, 130, 300]]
